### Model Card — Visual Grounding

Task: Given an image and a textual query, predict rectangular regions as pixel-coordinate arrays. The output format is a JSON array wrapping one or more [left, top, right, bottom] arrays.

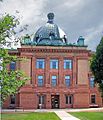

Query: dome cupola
[[33, 13, 67, 45]]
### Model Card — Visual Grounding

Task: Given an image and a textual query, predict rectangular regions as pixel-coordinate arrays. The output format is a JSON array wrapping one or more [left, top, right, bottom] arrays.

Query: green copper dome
[[33, 13, 67, 45]]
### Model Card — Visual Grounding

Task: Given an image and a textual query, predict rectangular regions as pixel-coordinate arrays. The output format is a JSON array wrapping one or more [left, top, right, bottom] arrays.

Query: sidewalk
[[54, 111, 80, 120], [1, 107, 103, 113]]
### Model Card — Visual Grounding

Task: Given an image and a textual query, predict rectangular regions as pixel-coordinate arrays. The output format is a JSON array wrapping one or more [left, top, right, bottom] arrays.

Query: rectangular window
[[10, 62, 16, 70], [10, 95, 15, 104], [90, 77, 95, 87], [66, 96, 68, 104], [39, 95, 45, 104], [50, 59, 58, 69], [52, 76, 57, 87], [36, 59, 45, 69], [38, 75, 43, 86], [64, 59, 72, 69], [65, 75, 70, 87], [65, 95, 72, 104], [91, 95, 96, 104]]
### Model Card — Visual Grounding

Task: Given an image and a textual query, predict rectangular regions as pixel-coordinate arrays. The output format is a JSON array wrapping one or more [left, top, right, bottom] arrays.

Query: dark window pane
[[39, 96, 41, 104], [10, 62, 16, 70], [91, 95, 96, 104], [64, 59, 72, 69], [52, 62, 56, 68], [10, 95, 15, 104], [90, 77, 95, 88], [65, 75, 70, 87], [66, 96, 68, 104], [39, 96, 45, 104], [36, 59, 45, 69], [69, 96, 72, 104], [52, 76, 57, 86], [50, 59, 58, 69], [38, 75, 43, 86], [65, 95, 73, 104]]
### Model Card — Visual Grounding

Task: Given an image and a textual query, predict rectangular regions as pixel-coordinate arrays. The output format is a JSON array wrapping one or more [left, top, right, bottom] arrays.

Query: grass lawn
[[1, 112, 61, 120], [70, 112, 103, 120]]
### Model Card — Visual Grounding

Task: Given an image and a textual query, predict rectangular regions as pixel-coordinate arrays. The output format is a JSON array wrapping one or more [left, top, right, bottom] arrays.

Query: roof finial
[[47, 13, 54, 23]]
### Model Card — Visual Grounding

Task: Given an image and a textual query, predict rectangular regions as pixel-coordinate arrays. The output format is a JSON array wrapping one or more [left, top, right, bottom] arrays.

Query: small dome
[[33, 13, 67, 45]]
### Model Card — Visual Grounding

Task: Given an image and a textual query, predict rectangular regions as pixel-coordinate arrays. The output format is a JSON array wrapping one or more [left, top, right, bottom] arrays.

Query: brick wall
[[3, 46, 102, 109]]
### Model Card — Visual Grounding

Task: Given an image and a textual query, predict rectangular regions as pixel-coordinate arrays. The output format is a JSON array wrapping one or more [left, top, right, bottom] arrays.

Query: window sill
[[89, 104, 99, 108]]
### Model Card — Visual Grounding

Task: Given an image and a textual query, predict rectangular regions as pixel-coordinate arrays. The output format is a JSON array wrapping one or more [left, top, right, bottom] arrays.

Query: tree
[[0, 14, 20, 48], [0, 14, 28, 103], [90, 37, 103, 105]]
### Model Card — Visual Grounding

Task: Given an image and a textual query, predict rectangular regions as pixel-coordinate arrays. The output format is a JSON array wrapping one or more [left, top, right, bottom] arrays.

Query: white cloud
[[0, 0, 48, 48], [0, 0, 103, 50], [84, 24, 103, 50], [85, 25, 103, 43], [0, 0, 48, 35], [61, 0, 83, 8]]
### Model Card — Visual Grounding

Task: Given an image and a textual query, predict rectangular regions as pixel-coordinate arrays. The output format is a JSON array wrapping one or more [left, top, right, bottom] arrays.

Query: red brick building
[[3, 13, 102, 109]]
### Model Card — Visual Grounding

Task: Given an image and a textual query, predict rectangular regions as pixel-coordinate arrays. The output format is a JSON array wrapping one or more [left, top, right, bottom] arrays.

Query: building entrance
[[51, 95, 59, 109]]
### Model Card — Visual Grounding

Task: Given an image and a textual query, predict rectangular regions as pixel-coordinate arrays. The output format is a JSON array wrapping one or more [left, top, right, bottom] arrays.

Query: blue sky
[[0, 0, 103, 50]]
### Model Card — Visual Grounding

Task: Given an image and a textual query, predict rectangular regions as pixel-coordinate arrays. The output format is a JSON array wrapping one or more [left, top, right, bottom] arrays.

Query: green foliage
[[0, 14, 19, 45], [90, 37, 103, 104], [90, 37, 103, 83], [99, 83, 103, 98], [0, 14, 28, 103], [0, 49, 28, 102]]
